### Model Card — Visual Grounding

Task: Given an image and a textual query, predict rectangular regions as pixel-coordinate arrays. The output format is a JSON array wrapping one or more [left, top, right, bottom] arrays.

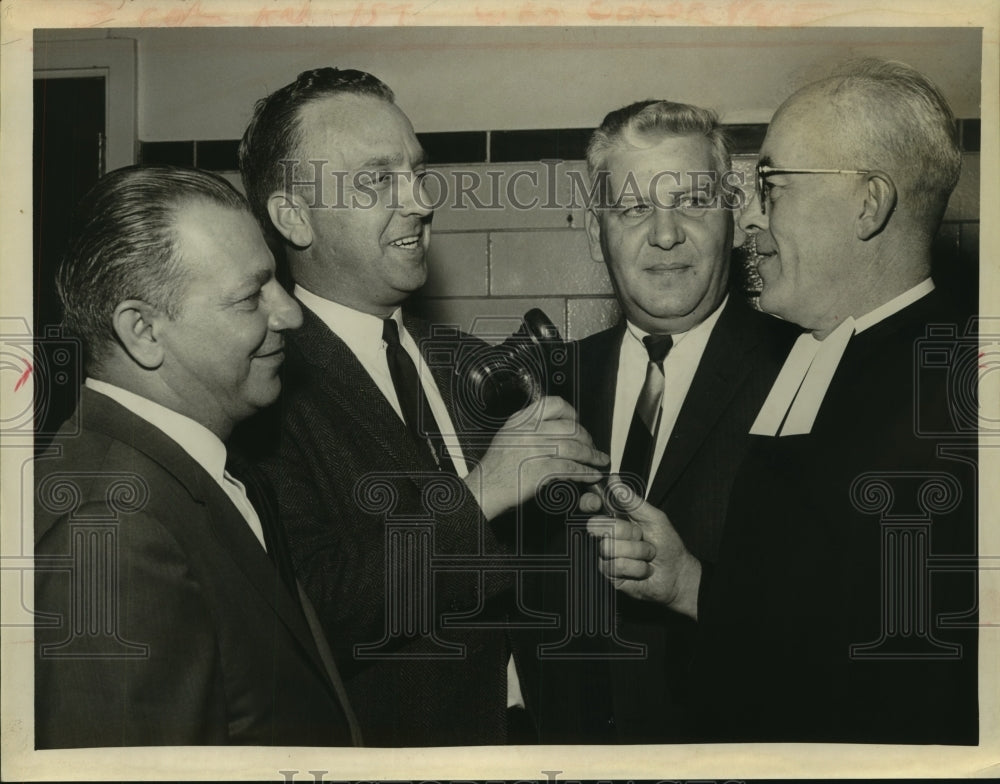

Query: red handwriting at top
[[254, 2, 312, 26], [349, 3, 416, 26], [473, 2, 566, 23], [585, 0, 833, 25], [138, 1, 228, 27]]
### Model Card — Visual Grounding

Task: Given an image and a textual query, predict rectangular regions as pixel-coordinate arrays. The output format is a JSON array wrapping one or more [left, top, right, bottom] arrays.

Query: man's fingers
[[555, 439, 610, 468], [602, 475, 643, 517], [628, 492, 676, 528], [597, 536, 655, 562], [534, 395, 575, 422], [597, 556, 652, 581], [579, 491, 603, 514], [533, 419, 598, 450], [502, 395, 574, 431], [532, 399, 600, 447], [544, 460, 604, 484], [498, 409, 595, 446], [603, 475, 675, 529], [585, 516, 640, 541]]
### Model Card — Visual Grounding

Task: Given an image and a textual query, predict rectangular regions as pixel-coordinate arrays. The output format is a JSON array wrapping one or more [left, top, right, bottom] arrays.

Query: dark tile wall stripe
[[491, 128, 593, 163], [417, 131, 487, 164], [724, 124, 769, 154], [139, 140, 194, 166], [196, 140, 240, 170], [139, 118, 981, 170], [961, 119, 980, 153]]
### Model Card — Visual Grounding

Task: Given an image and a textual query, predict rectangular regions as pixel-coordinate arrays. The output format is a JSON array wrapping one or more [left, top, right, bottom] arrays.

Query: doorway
[[32, 76, 105, 449]]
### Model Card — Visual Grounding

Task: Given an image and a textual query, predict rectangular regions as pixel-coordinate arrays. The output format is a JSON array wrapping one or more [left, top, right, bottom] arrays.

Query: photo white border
[[2, 1, 997, 780]]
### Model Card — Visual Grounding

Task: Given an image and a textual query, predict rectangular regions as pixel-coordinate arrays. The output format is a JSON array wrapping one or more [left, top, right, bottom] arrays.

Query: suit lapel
[[227, 452, 298, 593], [197, 477, 342, 682], [289, 306, 441, 476], [80, 388, 336, 683], [646, 298, 764, 506], [577, 324, 625, 455]]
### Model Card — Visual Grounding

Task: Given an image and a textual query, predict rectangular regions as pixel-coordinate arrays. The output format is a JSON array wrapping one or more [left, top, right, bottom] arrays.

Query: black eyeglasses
[[755, 156, 870, 215]]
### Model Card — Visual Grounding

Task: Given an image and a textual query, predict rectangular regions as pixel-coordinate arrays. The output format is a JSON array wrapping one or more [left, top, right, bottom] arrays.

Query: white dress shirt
[[610, 295, 728, 495], [84, 378, 267, 549], [294, 286, 524, 707], [750, 278, 935, 437], [296, 285, 468, 475]]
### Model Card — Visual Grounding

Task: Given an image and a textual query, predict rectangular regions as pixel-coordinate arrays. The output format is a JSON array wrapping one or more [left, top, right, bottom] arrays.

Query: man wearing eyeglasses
[[585, 59, 978, 743]]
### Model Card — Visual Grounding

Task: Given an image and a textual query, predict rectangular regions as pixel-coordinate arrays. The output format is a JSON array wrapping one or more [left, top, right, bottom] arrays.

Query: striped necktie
[[618, 333, 673, 497]]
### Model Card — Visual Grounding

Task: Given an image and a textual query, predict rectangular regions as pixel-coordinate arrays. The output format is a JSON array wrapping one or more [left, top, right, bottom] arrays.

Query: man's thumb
[[603, 476, 643, 517]]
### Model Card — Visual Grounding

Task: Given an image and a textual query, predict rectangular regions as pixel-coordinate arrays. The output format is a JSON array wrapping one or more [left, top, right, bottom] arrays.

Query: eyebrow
[[360, 150, 427, 168], [228, 268, 271, 300], [608, 182, 706, 207]]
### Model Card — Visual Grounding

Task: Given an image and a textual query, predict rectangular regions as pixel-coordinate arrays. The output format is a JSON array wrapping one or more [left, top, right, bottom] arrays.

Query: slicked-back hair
[[238, 67, 395, 231], [57, 164, 249, 371], [586, 99, 732, 204], [813, 58, 961, 228]]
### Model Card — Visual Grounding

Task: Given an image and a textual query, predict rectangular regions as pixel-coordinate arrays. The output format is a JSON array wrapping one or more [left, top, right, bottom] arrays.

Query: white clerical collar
[[85, 377, 227, 482], [854, 277, 935, 333], [750, 279, 934, 437]]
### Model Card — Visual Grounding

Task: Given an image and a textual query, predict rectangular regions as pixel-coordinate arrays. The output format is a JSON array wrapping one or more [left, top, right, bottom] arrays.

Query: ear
[[267, 192, 314, 249], [856, 171, 897, 241], [112, 300, 165, 370], [585, 208, 606, 263]]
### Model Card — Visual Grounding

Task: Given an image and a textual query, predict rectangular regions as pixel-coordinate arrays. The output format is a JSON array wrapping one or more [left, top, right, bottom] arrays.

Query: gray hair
[[586, 100, 732, 202], [812, 58, 961, 227]]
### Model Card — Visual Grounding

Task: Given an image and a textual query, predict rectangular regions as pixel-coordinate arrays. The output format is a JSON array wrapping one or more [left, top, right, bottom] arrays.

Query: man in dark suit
[[529, 100, 796, 743], [237, 68, 608, 746], [587, 59, 978, 744], [34, 165, 359, 748]]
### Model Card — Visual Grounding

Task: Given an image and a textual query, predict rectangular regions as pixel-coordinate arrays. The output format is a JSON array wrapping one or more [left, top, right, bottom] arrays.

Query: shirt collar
[[295, 284, 402, 358], [624, 293, 728, 350], [84, 378, 228, 482]]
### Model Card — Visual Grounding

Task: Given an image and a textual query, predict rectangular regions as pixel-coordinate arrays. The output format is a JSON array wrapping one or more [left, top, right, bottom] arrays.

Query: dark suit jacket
[[34, 389, 355, 748], [529, 294, 798, 743], [250, 306, 516, 747], [695, 289, 978, 744]]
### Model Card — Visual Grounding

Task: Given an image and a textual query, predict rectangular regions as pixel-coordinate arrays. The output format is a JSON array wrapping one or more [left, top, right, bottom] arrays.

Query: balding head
[[738, 59, 961, 336], [775, 59, 961, 234]]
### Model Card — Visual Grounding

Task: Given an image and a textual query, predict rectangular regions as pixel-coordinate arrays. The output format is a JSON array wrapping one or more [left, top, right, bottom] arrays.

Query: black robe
[[694, 289, 979, 744]]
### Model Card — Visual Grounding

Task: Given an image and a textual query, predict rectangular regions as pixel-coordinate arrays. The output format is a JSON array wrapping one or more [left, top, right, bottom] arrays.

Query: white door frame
[[33, 38, 137, 171]]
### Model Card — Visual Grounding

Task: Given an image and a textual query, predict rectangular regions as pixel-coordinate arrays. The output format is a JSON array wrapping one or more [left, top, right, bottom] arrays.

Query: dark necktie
[[618, 333, 673, 497], [382, 318, 455, 473]]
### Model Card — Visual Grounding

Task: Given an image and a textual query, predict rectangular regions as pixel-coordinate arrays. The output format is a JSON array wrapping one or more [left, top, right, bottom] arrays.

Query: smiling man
[[586, 61, 978, 744], [530, 100, 796, 743], [34, 165, 358, 748], [237, 67, 607, 746]]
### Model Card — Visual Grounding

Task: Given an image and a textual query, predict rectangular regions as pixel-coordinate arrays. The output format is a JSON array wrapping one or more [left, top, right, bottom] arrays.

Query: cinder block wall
[[404, 152, 981, 341], [38, 26, 983, 341], [210, 148, 980, 342]]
